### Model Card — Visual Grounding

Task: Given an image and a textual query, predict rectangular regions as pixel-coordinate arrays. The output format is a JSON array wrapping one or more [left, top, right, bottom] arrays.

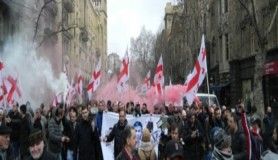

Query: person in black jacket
[[64, 107, 78, 160], [105, 109, 128, 159], [0, 125, 14, 160], [116, 125, 140, 160], [7, 102, 21, 159], [227, 113, 246, 160], [76, 105, 103, 160], [184, 113, 204, 160], [19, 104, 31, 159]]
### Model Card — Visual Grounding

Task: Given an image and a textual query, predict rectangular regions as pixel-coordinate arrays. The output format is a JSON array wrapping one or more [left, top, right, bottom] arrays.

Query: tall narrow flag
[[153, 55, 164, 95], [140, 70, 151, 94], [184, 35, 207, 105], [87, 60, 101, 100], [76, 73, 83, 95], [117, 52, 129, 93]]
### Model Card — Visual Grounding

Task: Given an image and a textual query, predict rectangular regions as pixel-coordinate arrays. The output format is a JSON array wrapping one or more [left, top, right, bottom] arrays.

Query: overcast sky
[[107, 0, 174, 58]]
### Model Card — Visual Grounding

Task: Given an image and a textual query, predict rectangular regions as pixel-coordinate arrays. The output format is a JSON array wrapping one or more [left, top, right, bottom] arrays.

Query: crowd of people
[[0, 99, 277, 160]]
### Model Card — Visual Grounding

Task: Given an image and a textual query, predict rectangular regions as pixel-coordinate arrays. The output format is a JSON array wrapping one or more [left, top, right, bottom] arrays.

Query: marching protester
[[227, 113, 247, 160], [105, 109, 128, 159], [76, 105, 103, 160], [48, 107, 69, 160], [64, 107, 78, 160], [7, 102, 21, 160], [19, 104, 31, 159], [138, 128, 157, 160], [0, 125, 13, 160], [27, 128, 56, 160], [116, 125, 140, 160], [210, 127, 233, 160]]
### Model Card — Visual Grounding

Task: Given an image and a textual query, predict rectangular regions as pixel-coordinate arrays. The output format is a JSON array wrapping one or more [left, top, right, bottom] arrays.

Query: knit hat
[[211, 127, 231, 150], [142, 128, 151, 142], [29, 128, 43, 146]]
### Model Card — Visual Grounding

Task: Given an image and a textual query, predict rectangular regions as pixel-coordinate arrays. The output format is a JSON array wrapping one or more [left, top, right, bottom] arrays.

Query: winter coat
[[106, 120, 128, 158], [0, 147, 14, 160], [19, 115, 31, 158], [48, 118, 63, 154], [96, 111, 103, 136], [184, 120, 204, 160], [27, 148, 57, 160], [64, 120, 78, 154], [138, 142, 157, 160], [76, 118, 103, 160], [7, 111, 21, 142], [231, 129, 247, 160], [116, 148, 140, 160]]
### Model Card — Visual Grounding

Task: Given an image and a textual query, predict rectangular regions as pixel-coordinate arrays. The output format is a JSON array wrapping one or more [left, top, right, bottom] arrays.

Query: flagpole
[[206, 72, 210, 106]]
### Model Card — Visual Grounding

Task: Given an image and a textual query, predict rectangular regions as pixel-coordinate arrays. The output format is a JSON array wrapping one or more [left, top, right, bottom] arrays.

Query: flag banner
[[154, 55, 164, 95], [184, 35, 207, 105], [117, 53, 129, 93], [101, 112, 162, 160]]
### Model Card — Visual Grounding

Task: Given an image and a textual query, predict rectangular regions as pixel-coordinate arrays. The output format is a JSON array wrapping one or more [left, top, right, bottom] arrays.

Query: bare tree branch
[[33, 0, 56, 42], [238, 0, 265, 47], [36, 25, 78, 48], [266, 3, 278, 35]]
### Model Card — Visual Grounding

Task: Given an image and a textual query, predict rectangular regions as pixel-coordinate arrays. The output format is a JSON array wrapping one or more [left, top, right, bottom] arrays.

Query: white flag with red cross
[[140, 70, 151, 94], [117, 53, 129, 93], [52, 92, 63, 107], [184, 35, 207, 105], [87, 60, 101, 100], [5, 75, 22, 105], [153, 55, 164, 95]]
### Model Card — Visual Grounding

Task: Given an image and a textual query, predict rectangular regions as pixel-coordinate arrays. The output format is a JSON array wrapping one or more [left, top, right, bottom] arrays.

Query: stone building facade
[[160, 0, 277, 109], [206, 0, 278, 108], [0, 0, 107, 83]]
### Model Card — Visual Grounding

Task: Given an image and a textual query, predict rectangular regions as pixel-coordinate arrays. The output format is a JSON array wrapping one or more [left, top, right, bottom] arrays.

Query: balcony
[[63, 0, 75, 13], [44, 0, 58, 16]]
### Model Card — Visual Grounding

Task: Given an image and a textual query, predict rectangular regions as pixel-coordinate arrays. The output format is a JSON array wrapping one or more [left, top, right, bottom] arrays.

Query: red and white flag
[[184, 35, 207, 105], [153, 55, 164, 95], [5, 75, 22, 105], [76, 73, 83, 95], [0, 61, 5, 103], [139, 70, 151, 94], [117, 53, 129, 93], [87, 61, 101, 100], [52, 92, 63, 107]]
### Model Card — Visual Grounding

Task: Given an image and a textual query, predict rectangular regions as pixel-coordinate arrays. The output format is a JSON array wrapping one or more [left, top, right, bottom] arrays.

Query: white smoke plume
[[1, 36, 69, 109]]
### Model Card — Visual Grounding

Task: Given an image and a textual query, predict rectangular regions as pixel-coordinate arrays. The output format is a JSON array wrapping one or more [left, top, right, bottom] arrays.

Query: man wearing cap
[[0, 125, 13, 160], [27, 128, 56, 160]]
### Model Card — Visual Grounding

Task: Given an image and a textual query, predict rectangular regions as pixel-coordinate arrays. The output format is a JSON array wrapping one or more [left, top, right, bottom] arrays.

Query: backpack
[[139, 149, 153, 160]]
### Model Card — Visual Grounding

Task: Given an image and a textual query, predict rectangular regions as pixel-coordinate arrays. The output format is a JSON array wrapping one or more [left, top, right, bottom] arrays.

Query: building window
[[225, 34, 229, 60], [221, 0, 228, 14]]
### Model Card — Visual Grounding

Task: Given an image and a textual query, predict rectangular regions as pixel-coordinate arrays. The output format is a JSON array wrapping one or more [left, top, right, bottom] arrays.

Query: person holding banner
[[105, 109, 128, 159]]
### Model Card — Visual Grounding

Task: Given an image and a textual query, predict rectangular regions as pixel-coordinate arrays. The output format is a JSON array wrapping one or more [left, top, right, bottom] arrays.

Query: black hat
[[0, 125, 12, 135], [29, 128, 43, 146], [251, 115, 261, 126], [165, 140, 184, 159], [20, 104, 27, 114]]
